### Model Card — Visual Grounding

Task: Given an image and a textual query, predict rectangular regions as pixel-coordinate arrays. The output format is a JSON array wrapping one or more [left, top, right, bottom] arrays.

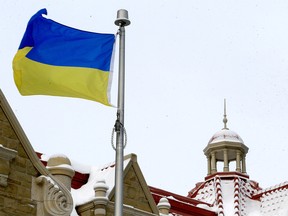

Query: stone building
[[0, 89, 287, 216], [0, 89, 215, 215], [0, 90, 73, 216]]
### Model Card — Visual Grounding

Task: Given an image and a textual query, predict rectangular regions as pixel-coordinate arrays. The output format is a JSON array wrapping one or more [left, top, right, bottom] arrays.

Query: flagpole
[[114, 9, 130, 216]]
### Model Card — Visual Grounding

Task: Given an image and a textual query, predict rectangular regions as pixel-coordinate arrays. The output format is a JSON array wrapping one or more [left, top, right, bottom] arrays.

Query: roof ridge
[[253, 181, 288, 197]]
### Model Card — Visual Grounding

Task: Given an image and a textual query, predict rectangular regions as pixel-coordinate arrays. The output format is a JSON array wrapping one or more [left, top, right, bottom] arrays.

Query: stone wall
[[0, 106, 39, 216], [123, 166, 153, 212]]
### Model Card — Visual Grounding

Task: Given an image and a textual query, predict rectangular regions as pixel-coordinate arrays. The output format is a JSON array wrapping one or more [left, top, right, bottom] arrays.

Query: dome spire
[[223, 99, 228, 130]]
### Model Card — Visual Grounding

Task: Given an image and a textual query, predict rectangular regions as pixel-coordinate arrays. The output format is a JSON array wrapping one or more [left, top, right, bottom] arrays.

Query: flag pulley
[[113, 9, 130, 216], [111, 115, 127, 151]]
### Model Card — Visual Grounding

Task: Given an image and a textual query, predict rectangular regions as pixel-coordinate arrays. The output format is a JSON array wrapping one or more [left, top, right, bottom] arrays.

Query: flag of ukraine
[[13, 9, 115, 106]]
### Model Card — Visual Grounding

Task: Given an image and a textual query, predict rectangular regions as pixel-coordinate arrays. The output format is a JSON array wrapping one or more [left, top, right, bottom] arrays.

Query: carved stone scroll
[[33, 175, 73, 216]]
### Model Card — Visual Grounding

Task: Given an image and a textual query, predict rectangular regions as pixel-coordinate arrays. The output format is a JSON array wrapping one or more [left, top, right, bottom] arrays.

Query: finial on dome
[[223, 99, 228, 130]]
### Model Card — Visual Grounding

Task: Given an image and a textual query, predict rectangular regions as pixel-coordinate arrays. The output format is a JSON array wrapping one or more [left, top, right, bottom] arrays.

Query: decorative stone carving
[[0, 144, 17, 187], [93, 179, 109, 216], [157, 197, 171, 215], [46, 154, 75, 191], [33, 175, 73, 216]]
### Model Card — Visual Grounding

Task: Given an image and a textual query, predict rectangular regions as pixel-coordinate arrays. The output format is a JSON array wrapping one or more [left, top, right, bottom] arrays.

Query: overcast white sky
[[1, 0, 288, 195]]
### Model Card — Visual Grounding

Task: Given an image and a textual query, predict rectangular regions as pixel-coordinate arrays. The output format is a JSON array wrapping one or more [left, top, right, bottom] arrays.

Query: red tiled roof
[[149, 186, 216, 216]]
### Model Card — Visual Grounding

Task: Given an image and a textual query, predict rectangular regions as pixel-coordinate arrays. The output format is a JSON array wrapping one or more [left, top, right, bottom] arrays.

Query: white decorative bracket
[[33, 175, 73, 216], [0, 144, 17, 187]]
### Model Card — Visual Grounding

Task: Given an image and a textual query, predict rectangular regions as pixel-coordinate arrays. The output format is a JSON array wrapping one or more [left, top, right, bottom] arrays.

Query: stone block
[[5, 140, 18, 152], [26, 160, 38, 176], [0, 108, 8, 122], [16, 146, 28, 159], [18, 186, 31, 199], [2, 124, 17, 140], [5, 183, 18, 195], [0, 196, 4, 207], [10, 170, 31, 185], [0, 159, 9, 175], [14, 156, 26, 169]]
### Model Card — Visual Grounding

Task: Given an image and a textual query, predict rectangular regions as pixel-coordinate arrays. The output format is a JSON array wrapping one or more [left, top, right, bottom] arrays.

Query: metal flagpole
[[114, 9, 130, 216]]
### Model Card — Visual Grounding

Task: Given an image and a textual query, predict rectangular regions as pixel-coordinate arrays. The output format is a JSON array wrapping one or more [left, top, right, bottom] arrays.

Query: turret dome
[[208, 128, 244, 145]]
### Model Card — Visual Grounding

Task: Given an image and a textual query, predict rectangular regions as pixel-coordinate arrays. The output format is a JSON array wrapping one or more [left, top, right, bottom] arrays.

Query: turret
[[203, 100, 249, 176]]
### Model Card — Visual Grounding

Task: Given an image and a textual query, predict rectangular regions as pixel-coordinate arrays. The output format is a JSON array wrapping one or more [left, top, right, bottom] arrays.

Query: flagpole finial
[[223, 99, 228, 130], [115, 9, 131, 26]]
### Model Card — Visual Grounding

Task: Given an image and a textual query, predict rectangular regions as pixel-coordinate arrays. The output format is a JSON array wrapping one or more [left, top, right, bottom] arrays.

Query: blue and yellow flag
[[13, 9, 115, 106]]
